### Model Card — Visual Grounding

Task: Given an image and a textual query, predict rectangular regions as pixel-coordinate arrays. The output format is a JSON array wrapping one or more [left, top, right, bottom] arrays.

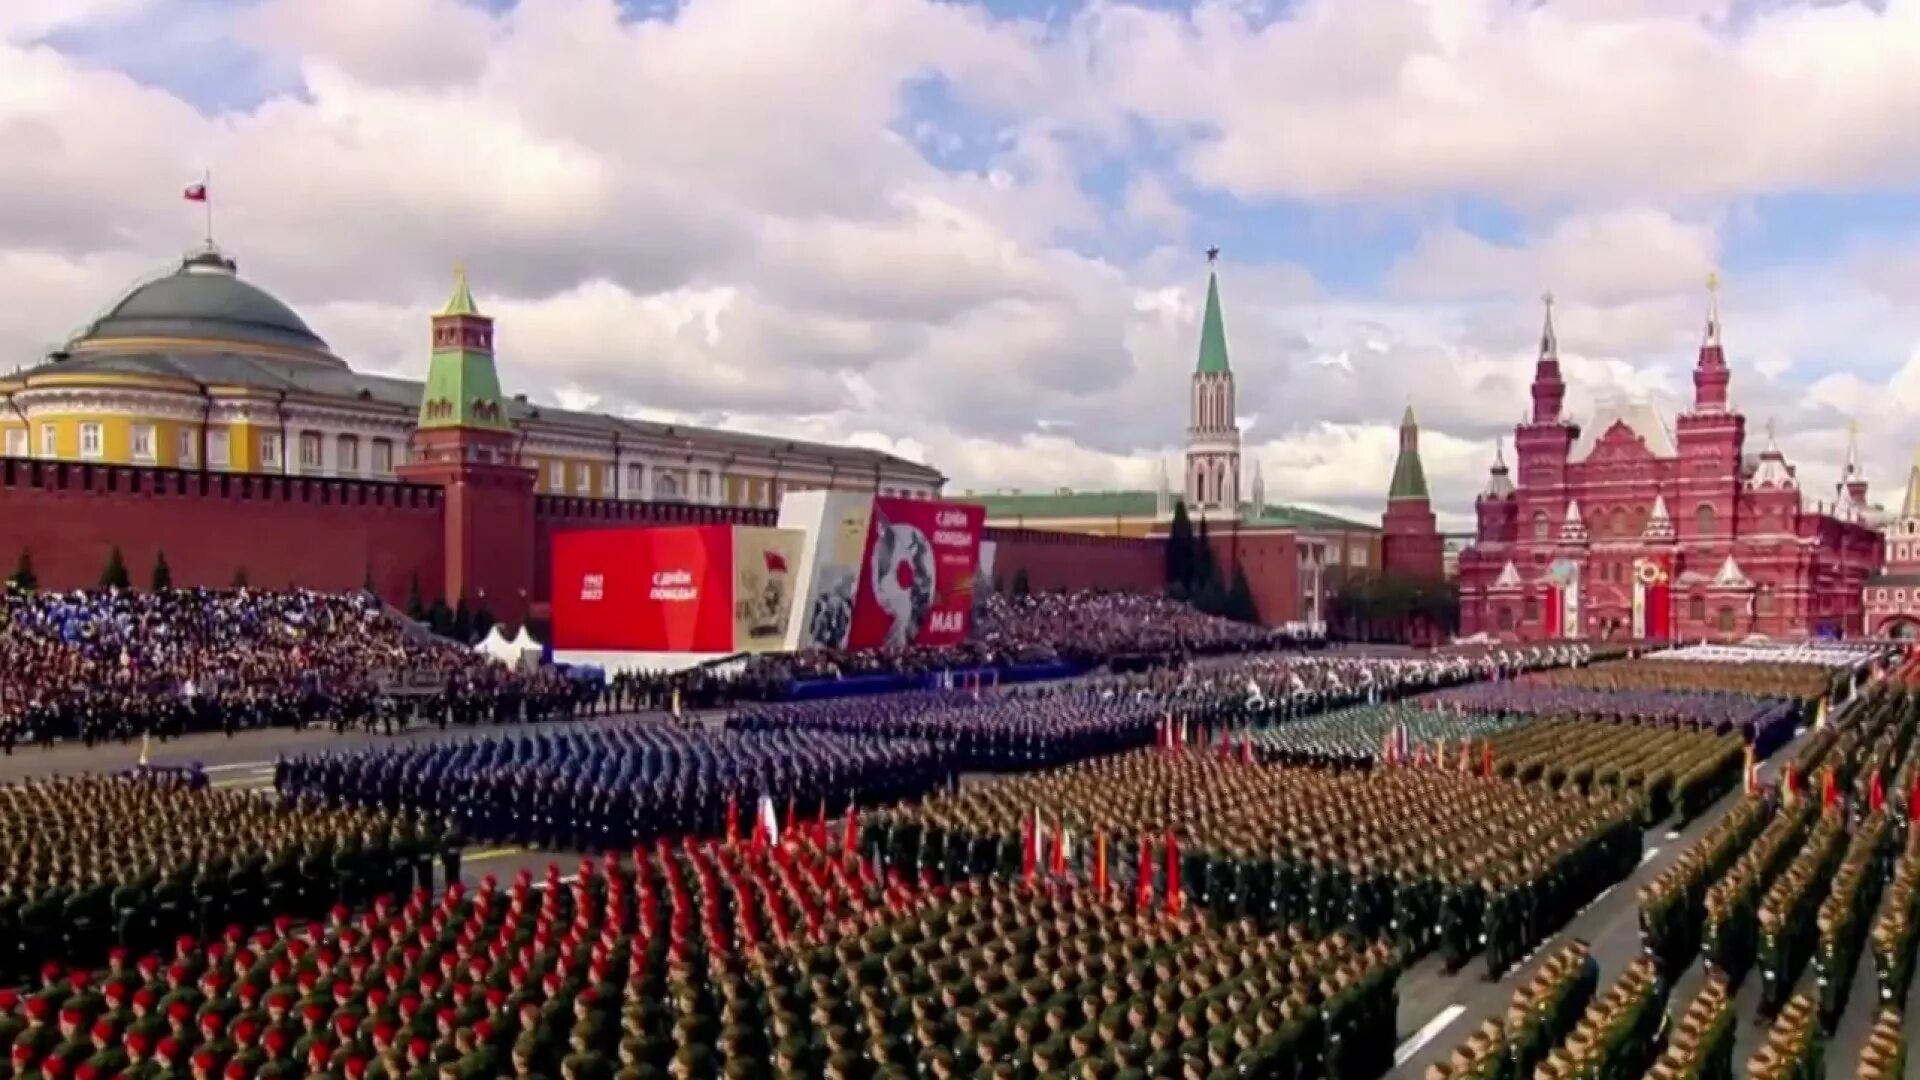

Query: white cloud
[[1071, 0, 1920, 206], [1388, 209, 1721, 304], [4, 0, 1920, 536]]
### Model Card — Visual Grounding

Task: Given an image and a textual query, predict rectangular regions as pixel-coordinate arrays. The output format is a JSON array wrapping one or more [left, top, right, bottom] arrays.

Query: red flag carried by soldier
[[842, 803, 859, 854], [1481, 741, 1494, 779], [1821, 767, 1838, 811], [1093, 832, 1109, 895], [724, 797, 740, 847], [1868, 769, 1885, 814]]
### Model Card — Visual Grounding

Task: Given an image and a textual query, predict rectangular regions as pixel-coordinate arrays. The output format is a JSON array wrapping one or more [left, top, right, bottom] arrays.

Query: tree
[[1192, 517, 1217, 598], [150, 550, 173, 591], [232, 567, 250, 589], [427, 598, 454, 638], [406, 573, 427, 621], [452, 597, 474, 643], [1011, 568, 1032, 596], [1164, 501, 1196, 593], [100, 546, 131, 590], [7, 550, 36, 592], [1225, 564, 1260, 625]]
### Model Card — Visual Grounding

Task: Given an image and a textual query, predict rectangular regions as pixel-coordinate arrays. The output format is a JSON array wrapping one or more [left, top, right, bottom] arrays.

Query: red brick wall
[[0, 459, 444, 604], [1209, 530, 1302, 627], [986, 528, 1165, 594]]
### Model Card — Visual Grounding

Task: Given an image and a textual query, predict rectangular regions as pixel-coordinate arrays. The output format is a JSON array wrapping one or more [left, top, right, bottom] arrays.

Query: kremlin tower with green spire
[[1184, 247, 1241, 514], [1381, 402, 1444, 581]]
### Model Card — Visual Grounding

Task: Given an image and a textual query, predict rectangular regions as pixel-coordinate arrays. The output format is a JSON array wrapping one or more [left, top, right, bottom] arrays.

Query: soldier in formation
[[0, 832, 1401, 1080], [277, 725, 947, 851], [869, 749, 1640, 978], [0, 773, 451, 986]]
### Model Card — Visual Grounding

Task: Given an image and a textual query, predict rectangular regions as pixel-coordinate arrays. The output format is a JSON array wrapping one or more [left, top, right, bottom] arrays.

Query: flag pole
[[203, 169, 213, 248]]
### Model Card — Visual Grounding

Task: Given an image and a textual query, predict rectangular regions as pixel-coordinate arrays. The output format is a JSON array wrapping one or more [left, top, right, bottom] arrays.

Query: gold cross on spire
[[1542, 289, 1554, 311], [1847, 419, 1860, 439], [1765, 417, 1775, 442]]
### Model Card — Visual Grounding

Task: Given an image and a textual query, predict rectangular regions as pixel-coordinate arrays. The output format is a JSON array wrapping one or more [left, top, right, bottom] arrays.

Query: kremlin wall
[[0, 247, 1160, 625], [0, 244, 1908, 642]]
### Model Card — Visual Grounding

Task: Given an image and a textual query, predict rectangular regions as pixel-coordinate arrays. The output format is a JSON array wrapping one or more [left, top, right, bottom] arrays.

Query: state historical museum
[[1458, 287, 1881, 642]]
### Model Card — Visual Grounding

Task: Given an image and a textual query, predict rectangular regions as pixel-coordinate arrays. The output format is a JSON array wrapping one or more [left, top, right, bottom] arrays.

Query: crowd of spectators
[[0, 587, 582, 748], [648, 590, 1298, 705]]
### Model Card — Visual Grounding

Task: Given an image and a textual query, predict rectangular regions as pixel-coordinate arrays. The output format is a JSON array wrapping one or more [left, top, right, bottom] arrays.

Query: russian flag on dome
[[183, 183, 207, 202]]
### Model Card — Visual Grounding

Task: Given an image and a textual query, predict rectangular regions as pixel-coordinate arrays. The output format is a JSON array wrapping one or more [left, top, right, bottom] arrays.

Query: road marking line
[[201, 761, 275, 773], [1640, 847, 1661, 866], [1664, 830, 1682, 841], [1394, 1005, 1466, 1067], [464, 847, 526, 863]]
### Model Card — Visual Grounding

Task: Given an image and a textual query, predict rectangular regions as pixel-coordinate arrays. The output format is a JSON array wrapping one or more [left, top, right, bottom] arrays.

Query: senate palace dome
[[0, 244, 943, 504], [71, 247, 338, 363]]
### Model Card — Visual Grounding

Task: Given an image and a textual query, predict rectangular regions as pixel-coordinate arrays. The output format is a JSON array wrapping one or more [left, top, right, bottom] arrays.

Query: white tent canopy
[[476, 625, 543, 672]]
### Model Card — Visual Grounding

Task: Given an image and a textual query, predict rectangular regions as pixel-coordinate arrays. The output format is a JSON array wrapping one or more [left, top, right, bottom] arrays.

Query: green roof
[[1241, 503, 1378, 532], [966, 489, 1378, 533], [970, 490, 1160, 519], [1195, 272, 1231, 375], [442, 264, 479, 317], [418, 270, 509, 432], [1388, 404, 1430, 501], [78, 247, 334, 359]]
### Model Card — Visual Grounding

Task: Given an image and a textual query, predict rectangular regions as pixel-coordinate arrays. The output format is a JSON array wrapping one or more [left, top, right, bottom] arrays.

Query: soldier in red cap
[[188, 1049, 220, 1080], [254, 1028, 294, 1080], [81, 1018, 123, 1077], [227, 1020, 263, 1076], [149, 1037, 184, 1080], [194, 1014, 228, 1065], [10, 1042, 39, 1080], [48, 1009, 88, 1071], [163, 1002, 195, 1052], [16, 999, 57, 1062], [127, 988, 164, 1044], [0, 990, 22, 1053], [119, 1032, 155, 1080]]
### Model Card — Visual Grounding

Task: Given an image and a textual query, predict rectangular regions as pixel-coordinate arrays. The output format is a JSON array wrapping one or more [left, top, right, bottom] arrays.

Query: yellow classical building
[[0, 246, 945, 504]]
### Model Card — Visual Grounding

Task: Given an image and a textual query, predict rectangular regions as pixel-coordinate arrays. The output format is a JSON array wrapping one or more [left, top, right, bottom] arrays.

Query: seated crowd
[[698, 591, 1293, 704], [0, 588, 584, 748]]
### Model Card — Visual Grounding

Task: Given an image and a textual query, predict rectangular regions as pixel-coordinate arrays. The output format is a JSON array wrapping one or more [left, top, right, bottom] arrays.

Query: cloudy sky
[[4, 0, 1920, 529]]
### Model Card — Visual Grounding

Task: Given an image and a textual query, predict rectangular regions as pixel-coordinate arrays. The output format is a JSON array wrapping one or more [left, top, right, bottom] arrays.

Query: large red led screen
[[550, 526, 736, 653]]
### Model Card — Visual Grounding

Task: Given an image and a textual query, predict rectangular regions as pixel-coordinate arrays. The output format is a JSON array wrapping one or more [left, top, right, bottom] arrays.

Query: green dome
[[76, 247, 336, 361]]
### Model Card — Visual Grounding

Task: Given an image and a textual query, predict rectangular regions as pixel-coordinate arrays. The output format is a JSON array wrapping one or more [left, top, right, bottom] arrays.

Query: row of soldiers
[[1537, 657, 1845, 706], [866, 750, 1642, 977], [727, 686, 1167, 773], [1421, 940, 1598, 1080], [0, 774, 457, 984], [1246, 704, 1519, 770], [0, 835, 1401, 1080], [276, 725, 949, 850]]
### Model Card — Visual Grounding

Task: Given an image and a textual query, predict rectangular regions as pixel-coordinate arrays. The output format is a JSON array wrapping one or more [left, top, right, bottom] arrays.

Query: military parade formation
[[2, 578, 1918, 1077]]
